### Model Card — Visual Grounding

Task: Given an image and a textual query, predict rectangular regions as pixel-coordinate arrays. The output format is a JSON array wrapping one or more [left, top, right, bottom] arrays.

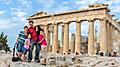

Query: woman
[[34, 25, 43, 63], [36, 25, 47, 65]]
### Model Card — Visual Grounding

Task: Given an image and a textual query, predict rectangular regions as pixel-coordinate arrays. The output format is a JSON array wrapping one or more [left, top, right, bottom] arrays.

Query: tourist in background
[[112, 52, 118, 57]]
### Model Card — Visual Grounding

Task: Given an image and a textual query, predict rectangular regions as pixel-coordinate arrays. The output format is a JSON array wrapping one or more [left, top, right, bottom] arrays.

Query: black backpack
[[12, 43, 21, 62]]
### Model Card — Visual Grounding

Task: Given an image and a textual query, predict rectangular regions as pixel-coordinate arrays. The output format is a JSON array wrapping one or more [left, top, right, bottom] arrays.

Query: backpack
[[12, 43, 21, 62]]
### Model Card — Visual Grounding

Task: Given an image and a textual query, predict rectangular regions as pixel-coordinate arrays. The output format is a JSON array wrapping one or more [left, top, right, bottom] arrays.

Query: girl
[[21, 33, 31, 62], [36, 25, 47, 65]]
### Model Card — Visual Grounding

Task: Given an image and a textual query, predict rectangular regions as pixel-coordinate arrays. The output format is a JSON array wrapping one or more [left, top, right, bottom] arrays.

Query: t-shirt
[[18, 31, 28, 44], [28, 27, 37, 41], [24, 39, 30, 49], [38, 34, 47, 46]]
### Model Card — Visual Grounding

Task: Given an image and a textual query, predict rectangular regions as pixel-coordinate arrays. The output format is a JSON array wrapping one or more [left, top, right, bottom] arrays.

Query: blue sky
[[0, 0, 120, 49]]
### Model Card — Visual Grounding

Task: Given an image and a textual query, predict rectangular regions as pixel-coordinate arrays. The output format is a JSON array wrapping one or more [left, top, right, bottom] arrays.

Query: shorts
[[16, 42, 24, 53], [22, 47, 29, 55]]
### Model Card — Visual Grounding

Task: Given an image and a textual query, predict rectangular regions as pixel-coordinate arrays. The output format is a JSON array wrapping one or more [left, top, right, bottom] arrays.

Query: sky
[[0, 0, 120, 50]]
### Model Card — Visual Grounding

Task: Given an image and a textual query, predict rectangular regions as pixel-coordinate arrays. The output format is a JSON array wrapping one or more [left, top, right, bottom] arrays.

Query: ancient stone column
[[107, 23, 112, 52], [110, 25, 113, 52], [88, 20, 94, 55], [58, 40, 60, 52], [75, 21, 81, 54], [100, 19, 107, 53], [61, 24, 64, 54], [44, 25, 50, 52], [49, 25, 54, 52], [63, 23, 69, 54], [52, 24, 58, 53], [70, 33, 75, 53]]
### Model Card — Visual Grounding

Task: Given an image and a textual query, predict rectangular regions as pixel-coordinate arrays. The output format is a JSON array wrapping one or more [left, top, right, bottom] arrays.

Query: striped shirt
[[18, 31, 28, 44]]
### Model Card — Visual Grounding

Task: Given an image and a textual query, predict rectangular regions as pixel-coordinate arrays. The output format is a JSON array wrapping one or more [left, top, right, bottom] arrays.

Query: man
[[28, 20, 40, 62], [16, 26, 28, 58]]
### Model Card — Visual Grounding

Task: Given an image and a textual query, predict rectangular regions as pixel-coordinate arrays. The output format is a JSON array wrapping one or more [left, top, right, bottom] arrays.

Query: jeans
[[28, 40, 41, 61]]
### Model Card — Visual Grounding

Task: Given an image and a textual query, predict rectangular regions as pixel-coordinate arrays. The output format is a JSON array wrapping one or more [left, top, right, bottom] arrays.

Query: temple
[[27, 4, 120, 55]]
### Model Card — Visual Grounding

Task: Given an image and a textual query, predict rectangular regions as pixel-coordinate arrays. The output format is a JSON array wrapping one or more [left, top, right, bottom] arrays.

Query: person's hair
[[27, 33, 31, 39], [27, 33, 31, 36], [24, 26, 28, 29], [57, 51, 59, 53], [68, 49, 71, 52], [29, 20, 34, 24], [36, 25, 43, 36]]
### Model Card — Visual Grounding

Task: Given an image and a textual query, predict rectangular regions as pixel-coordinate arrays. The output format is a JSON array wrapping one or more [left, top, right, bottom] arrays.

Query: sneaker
[[35, 59, 40, 63], [27, 59, 31, 62]]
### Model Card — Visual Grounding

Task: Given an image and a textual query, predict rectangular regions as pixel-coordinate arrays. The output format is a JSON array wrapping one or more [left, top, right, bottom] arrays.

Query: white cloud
[[0, 0, 11, 4], [52, 6, 71, 13], [37, 0, 54, 8], [18, 0, 32, 9], [111, 0, 120, 4], [0, 19, 18, 29], [11, 8, 27, 22], [75, 0, 88, 5], [9, 0, 32, 23], [0, 10, 5, 15], [111, 6, 120, 13], [74, 0, 90, 9], [62, 1, 70, 5]]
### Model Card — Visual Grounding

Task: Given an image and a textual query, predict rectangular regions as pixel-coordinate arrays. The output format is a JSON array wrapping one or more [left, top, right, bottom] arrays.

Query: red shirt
[[28, 27, 37, 41], [38, 34, 47, 45]]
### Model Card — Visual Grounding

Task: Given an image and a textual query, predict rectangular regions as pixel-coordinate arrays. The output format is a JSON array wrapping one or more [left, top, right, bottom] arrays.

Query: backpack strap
[[12, 43, 18, 57]]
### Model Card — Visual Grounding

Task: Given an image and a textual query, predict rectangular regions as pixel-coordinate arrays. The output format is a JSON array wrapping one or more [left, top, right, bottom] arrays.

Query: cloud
[[11, 8, 27, 22], [0, 19, 18, 29], [0, 10, 5, 15], [62, 1, 70, 5], [75, 0, 88, 5], [51, 5, 71, 13], [18, 0, 32, 9], [0, 0, 11, 4], [37, 0, 54, 8], [73, 0, 90, 9]]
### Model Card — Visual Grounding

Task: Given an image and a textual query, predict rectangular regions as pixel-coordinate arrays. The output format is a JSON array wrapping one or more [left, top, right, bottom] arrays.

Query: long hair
[[36, 25, 43, 36]]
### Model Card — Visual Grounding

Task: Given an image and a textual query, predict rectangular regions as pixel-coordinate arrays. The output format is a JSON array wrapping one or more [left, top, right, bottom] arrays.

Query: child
[[24, 33, 31, 50], [38, 31, 47, 65], [21, 33, 31, 62]]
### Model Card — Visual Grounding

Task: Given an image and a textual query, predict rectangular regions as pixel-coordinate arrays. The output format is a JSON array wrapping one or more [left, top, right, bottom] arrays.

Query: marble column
[[70, 33, 75, 53], [44, 25, 50, 52], [75, 21, 81, 54], [63, 23, 69, 54], [107, 23, 110, 52], [109, 24, 113, 52], [100, 19, 107, 53], [58, 40, 60, 52], [61, 24, 64, 54], [49, 25, 54, 52], [52, 24, 58, 53], [88, 20, 94, 55]]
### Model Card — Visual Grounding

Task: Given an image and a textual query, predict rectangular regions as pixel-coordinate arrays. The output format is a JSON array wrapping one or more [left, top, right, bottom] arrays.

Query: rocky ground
[[0, 50, 120, 67]]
